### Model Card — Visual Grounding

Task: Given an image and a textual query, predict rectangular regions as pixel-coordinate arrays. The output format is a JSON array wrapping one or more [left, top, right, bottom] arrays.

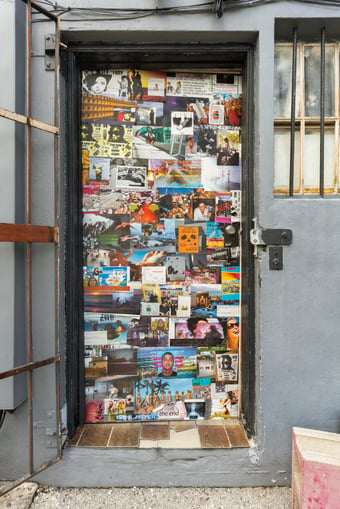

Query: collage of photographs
[[82, 68, 242, 423]]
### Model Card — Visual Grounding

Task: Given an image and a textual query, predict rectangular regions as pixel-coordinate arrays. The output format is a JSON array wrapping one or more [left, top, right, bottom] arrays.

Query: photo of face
[[172, 317, 225, 348], [120, 76, 129, 97], [226, 317, 239, 350], [159, 352, 177, 377], [222, 354, 233, 370], [137, 347, 196, 378], [192, 197, 215, 222], [193, 202, 210, 221], [192, 319, 211, 338], [82, 72, 113, 96], [90, 76, 108, 94]]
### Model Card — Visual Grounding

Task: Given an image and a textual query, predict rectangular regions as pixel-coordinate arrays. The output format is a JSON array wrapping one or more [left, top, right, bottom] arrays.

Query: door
[[67, 45, 255, 437]]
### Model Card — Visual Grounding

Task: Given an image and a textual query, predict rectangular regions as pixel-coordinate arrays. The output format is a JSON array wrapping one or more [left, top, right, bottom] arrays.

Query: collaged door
[[81, 66, 243, 425]]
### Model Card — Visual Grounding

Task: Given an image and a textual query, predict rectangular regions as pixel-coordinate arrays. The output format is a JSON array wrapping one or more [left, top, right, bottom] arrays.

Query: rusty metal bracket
[[0, 355, 60, 381], [0, 223, 58, 243]]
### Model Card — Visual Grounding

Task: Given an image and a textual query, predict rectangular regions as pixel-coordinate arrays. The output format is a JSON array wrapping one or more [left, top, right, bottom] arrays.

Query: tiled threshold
[[67, 418, 250, 449]]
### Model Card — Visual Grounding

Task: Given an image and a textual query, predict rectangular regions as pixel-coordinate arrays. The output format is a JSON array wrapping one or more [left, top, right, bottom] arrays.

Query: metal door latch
[[250, 217, 264, 246], [250, 218, 292, 269]]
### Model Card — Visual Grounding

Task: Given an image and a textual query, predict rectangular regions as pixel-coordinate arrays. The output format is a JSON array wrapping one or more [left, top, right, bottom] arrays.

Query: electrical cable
[[31, 0, 340, 22], [0, 410, 7, 429], [54, 11, 156, 21], [64, 2, 214, 12], [53, 5, 215, 20], [32, 0, 65, 10], [214, 0, 225, 17]]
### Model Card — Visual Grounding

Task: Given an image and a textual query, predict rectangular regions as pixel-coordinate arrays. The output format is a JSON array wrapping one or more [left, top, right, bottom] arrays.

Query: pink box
[[292, 427, 340, 508]]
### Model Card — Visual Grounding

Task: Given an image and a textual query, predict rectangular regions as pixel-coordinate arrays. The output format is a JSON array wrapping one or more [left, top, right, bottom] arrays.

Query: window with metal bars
[[274, 29, 340, 196]]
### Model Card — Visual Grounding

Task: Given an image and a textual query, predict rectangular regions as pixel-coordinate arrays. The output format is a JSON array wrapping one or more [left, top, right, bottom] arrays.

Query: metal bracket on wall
[[45, 34, 55, 70], [250, 218, 292, 269]]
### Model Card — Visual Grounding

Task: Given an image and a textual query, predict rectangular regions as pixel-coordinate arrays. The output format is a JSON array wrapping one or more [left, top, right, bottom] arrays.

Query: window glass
[[304, 129, 335, 193], [304, 45, 335, 117], [324, 129, 336, 193], [274, 130, 301, 194], [274, 46, 300, 118], [304, 130, 320, 192], [274, 41, 338, 196]]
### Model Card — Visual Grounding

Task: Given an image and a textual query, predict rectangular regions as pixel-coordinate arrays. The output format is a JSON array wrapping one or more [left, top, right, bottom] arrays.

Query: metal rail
[[289, 27, 298, 196], [320, 27, 326, 196], [0, 356, 60, 381], [0, 457, 62, 497], [0, 224, 58, 243], [0, 108, 59, 134], [0, 0, 62, 493]]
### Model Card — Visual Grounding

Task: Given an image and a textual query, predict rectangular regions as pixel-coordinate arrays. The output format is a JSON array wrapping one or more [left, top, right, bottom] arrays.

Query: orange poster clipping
[[178, 226, 199, 253]]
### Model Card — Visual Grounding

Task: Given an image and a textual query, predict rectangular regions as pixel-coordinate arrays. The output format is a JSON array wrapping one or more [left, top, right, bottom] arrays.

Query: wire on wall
[[0, 410, 7, 429], [32, 0, 340, 22], [213, 0, 225, 17]]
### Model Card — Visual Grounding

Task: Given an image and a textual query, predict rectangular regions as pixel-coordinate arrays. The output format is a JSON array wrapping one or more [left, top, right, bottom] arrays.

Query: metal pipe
[[23, 0, 59, 20], [0, 108, 59, 134], [0, 356, 61, 380], [54, 14, 62, 459], [320, 27, 326, 196], [289, 27, 298, 196], [0, 456, 62, 497], [26, 0, 34, 476], [0, 223, 58, 242]]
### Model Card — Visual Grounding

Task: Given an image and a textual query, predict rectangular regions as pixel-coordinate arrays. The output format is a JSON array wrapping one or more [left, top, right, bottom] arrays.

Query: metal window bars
[[289, 26, 326, 196], [320, 27, 326, 197], [277, 26, 339, 196], [0, 0, 62, 496], [289, 27, 298, 197]]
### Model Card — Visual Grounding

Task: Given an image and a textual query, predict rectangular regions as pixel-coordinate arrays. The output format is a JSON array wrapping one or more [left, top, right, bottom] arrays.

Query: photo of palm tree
[[134, 377, 194, 416]]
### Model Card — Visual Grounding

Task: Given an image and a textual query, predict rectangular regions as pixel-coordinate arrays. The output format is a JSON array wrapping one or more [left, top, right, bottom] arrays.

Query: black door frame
[[64, 43, 255, 437]]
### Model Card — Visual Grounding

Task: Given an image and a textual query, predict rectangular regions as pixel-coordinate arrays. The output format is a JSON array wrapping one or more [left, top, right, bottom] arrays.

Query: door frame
[[64, 43, 255, 437]]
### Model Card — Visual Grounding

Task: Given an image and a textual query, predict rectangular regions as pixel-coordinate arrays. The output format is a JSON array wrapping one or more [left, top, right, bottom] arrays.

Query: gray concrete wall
[[0, 0, 31, 411], [0, 0, 30, 478], [0, 0, 18, 410], [2, 0, 340, 487]]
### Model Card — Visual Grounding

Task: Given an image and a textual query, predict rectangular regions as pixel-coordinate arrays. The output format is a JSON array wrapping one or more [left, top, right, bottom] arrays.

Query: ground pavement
[[0, 482, 292, 509]]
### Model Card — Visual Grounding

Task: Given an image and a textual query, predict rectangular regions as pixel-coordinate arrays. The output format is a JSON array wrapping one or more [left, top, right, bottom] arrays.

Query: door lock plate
[[262, 228, 292, 245], [269, 246, 283, 270]]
